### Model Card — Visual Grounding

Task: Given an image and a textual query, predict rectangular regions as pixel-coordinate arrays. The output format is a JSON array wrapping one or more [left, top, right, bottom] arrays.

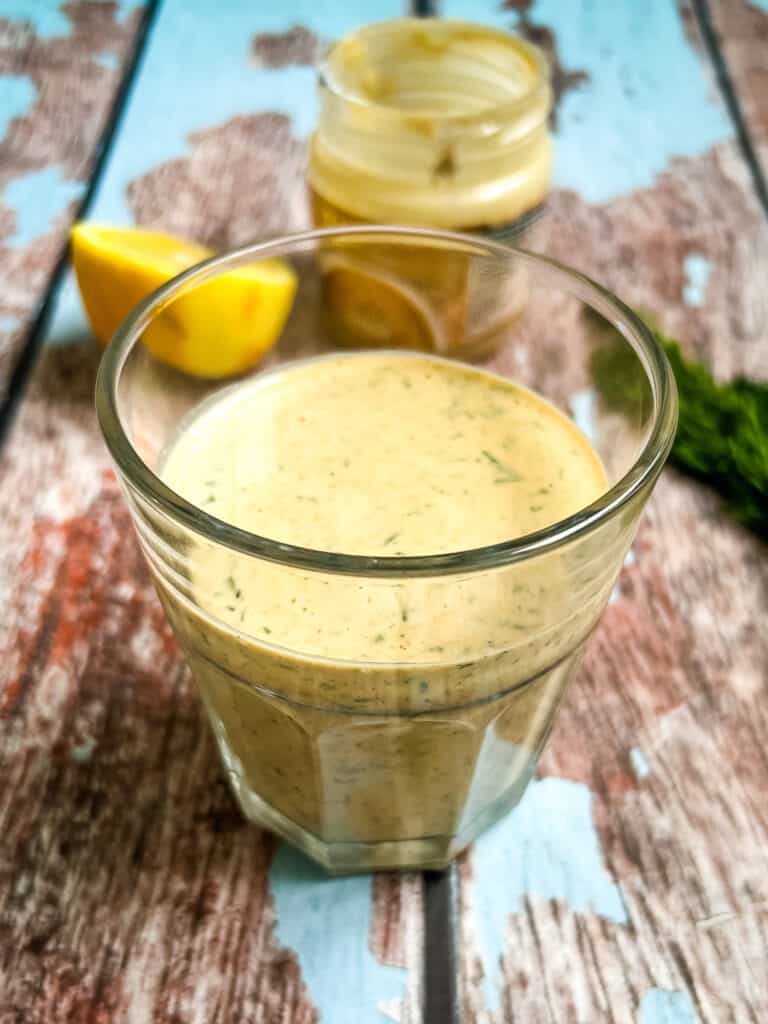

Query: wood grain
[[0, 1, 146, 395], [0, 2, 424, 1022], [0, 415, 307, 1021], [443, 1, 768, 1021]]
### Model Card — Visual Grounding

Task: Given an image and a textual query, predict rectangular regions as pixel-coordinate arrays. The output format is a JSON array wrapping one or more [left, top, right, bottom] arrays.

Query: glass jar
[[96, 227, 677, 874], [309, 19, 552, 357], [310, 18, 552, 234]]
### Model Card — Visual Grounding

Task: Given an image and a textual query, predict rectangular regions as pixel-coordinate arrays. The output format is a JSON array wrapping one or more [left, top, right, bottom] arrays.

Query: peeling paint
[[0, 74, 35, 141], [270, 844, 406, 1023], [468, 777, 626, 1013], [0, 1, 71, 39], [0, 313, 20, 331], [682, 253, 711, 307], [639, 988, 700, 1024], [0, 1, 139, 40], [610, 547, 636, 605], [3, 167, 82, 246], [71, 737, 96, 763], [569, 388, 598, 444], [629, 746, 651, 780], [95, 51, 120, 70]]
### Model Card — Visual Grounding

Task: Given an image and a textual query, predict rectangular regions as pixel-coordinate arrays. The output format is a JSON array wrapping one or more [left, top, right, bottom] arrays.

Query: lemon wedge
[[70, 223, 297, 378]]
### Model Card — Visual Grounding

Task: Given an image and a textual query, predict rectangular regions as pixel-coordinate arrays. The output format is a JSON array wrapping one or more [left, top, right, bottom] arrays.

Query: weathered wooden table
[[1, 1, 766, 1021]]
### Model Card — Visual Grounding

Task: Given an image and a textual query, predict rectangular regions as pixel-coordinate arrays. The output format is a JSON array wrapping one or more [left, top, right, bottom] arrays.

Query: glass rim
[[317, 16, 551, 125], [95, 225, 678, 578]]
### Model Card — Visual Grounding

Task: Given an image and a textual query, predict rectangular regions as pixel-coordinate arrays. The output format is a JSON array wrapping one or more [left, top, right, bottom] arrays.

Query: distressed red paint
[[0, 486, 320, 1021]]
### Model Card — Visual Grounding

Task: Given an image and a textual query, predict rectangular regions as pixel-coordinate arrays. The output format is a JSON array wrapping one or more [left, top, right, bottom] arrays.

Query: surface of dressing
[[165, 351, 604, 558], [157, 352, 612, 867], [162, 353, 606, 660]]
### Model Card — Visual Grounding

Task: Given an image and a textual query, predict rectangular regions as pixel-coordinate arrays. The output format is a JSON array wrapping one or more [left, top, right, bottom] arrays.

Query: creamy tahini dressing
[[158, 352, 610, 856], [163, 352, 605, 651]]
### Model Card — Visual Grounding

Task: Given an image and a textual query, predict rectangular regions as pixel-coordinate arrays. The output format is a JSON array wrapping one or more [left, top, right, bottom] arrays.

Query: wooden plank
[[0, 0, 148, 398], [438, 1, 768, 1021], [700, 0, 768, 199], [0, 2, 426, 1022]]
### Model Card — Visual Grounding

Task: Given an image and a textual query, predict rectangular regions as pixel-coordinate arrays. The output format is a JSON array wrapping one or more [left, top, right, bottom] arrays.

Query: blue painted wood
[[3, 168, 83, 247], [442, 0, 732, 201], [640, 989, 700, 1024], [0, 2, 144, 251], [468, 778, 627, 1016], [0, 74, 35, 138], [46, 0, 406, 341], [0, 0, 149, 398], [271, 846, 407, 1024], [0, 0, 137, 38]]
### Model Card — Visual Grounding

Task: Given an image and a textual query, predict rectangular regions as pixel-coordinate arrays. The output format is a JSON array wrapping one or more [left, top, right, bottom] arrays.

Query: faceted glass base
[[229, 764, 533, 875]]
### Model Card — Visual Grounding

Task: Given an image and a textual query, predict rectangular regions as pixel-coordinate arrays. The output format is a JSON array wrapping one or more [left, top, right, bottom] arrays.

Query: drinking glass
[[96, 227, 677, 873]]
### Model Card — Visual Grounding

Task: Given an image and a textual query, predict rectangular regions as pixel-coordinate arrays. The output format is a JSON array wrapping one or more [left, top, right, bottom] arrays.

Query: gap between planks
[[411, 0, 440, 18], [424, 867, 461, 1023]]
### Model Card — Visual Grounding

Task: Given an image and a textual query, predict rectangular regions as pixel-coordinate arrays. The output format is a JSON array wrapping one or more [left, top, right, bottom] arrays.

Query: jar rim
[[318, 17, 551, 125], [96, 225, 678, 579]]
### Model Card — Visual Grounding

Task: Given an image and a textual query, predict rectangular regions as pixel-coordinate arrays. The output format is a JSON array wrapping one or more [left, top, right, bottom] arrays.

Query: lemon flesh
[[71, 223, 297, 378]]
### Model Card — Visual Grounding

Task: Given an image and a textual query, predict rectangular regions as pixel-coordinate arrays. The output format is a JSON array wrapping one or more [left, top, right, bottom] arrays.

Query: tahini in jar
[[309, 18, 553, 356]]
